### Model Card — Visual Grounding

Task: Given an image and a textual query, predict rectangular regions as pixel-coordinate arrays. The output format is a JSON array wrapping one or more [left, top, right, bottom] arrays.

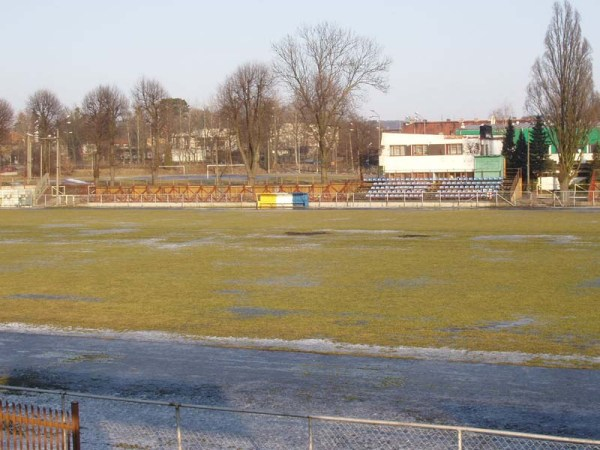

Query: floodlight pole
[[56, 128, 60, 197], [526, 129, 530, 193], [25, 133, 33, 183]]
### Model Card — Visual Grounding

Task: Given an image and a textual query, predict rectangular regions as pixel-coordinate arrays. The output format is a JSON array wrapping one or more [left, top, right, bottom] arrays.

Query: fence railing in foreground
[[0, 397, 80, 450], [1, 385, 598, 449]]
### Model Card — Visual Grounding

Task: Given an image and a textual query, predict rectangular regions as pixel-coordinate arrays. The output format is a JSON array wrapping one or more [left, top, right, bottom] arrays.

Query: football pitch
[[1, 208, 598, 368]]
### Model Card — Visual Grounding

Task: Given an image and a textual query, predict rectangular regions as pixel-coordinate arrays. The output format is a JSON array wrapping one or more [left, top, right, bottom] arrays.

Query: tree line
[[0, 22, 390, 185], [2, 2, 599, 190]]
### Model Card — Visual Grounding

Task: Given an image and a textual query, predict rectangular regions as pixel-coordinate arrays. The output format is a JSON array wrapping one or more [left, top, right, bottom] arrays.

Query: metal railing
[[36, 190, 600, 209], [0, 399, 80, 449], [1, 385, 599, 449]]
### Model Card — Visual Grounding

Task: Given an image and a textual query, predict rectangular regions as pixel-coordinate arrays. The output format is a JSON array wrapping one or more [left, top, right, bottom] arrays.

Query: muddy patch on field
[[397, 234, 430, 239], [5, 294, 102, 302], [331, 229, 399, 235], [2, 368, 68, 390], [285, 231, 329, 236]]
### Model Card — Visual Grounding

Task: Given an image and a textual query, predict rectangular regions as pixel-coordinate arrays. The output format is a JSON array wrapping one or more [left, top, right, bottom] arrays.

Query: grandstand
[[365, 176, 506, 201]]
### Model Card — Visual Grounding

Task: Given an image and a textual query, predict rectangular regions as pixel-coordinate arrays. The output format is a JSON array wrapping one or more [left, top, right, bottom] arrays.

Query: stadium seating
[[365, 177, 504, 200]]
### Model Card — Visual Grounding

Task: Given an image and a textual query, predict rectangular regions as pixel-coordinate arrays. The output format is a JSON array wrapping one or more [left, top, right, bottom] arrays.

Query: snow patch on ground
[[472, 234, 579, 245], [0, 322, 597, 367], [579, 278, 600, 288], [5, 294, 102, 302], [79, 228, 137, 236]]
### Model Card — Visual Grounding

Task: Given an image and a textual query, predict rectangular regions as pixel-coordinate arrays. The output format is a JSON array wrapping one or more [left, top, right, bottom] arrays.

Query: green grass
[[0, 208, 599, 367]]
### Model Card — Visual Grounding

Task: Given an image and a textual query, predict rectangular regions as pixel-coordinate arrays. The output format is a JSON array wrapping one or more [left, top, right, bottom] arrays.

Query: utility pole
[[55, 128, 60, 196], [349, 123, 355, 173], [136, 108, 141, 164], [267, 127, 271, 174], [26, 133, 32, 183], [527, 128, 531, 192], [39, 141, 43, 178], [294, 112, 300, 173]]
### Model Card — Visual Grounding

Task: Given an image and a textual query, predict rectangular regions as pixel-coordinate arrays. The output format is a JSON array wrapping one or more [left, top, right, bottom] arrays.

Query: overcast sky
[[2, 0, 600, 121]]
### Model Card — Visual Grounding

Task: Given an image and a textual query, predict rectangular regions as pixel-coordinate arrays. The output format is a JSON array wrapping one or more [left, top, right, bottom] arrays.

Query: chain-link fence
[[1, 386, 599, 449]]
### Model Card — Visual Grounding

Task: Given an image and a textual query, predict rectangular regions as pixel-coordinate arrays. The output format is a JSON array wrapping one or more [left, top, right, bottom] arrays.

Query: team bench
[[256, 192, 309, 209]]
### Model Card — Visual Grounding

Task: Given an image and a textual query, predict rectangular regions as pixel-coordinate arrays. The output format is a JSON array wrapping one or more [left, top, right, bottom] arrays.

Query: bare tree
[[27, 89, 64, 137], [82, 85, 129, 185], [63, 107, 85, 164], [526, 0, 595, 193], [339, 116, 380, 176], [132, 78, 168, 184], [0, 99, 14, 142], [160, 98, 189, 165], [27, 89, 64, 175], [0, 99, 15, 166], [489, 103, 514, 125], [273, 22, 391, 183], [217, 62, 276, 185]]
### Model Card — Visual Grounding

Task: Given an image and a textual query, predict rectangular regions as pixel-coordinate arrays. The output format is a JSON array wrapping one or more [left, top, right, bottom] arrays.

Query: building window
[[412, 145, 427, 156], [447, 144, 462, 155], [389, 145, 409, 156], [427, 144, 445, 155]]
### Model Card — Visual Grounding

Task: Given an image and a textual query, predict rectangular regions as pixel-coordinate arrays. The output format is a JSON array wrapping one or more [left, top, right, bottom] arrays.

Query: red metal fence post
[[71, 402, 81, 450]]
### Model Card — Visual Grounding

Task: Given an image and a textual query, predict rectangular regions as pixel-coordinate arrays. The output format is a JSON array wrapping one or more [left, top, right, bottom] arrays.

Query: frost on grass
[[254, 275, 320, 288], [79, 228, 137, 236], [380, 277, 436, 289], [579, 278, 600, 288], [472, 234, 579, 245], [229, 307, 291, 318], [0, 239, 31, 245], [40, 223, 83, 229], [480, 317, 536, 330], [136, 237, 217, 250], [5, 294, 102, 302], [217, 289, 247, 296], [444, 317, 536, 333]]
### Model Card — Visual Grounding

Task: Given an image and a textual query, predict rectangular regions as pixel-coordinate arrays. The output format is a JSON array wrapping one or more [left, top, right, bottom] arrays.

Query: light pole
[[526, 127, 531, 193], [348, 123, 355, 173], [370, 110, 382, 164], [294, 112, 300, 173], [55, 128, 60, 196], [267, 127, 271, 174], [25, 133, 35, 183], [39, 139, 43, 178], [54, 116, 71, 197]]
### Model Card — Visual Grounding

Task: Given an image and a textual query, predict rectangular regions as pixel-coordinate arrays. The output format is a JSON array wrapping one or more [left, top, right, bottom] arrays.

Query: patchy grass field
[[0, 208, 598, 366]]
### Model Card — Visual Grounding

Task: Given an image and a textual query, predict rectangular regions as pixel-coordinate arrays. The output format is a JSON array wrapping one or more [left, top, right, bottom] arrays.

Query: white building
[[379, 132, 504, 179]]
